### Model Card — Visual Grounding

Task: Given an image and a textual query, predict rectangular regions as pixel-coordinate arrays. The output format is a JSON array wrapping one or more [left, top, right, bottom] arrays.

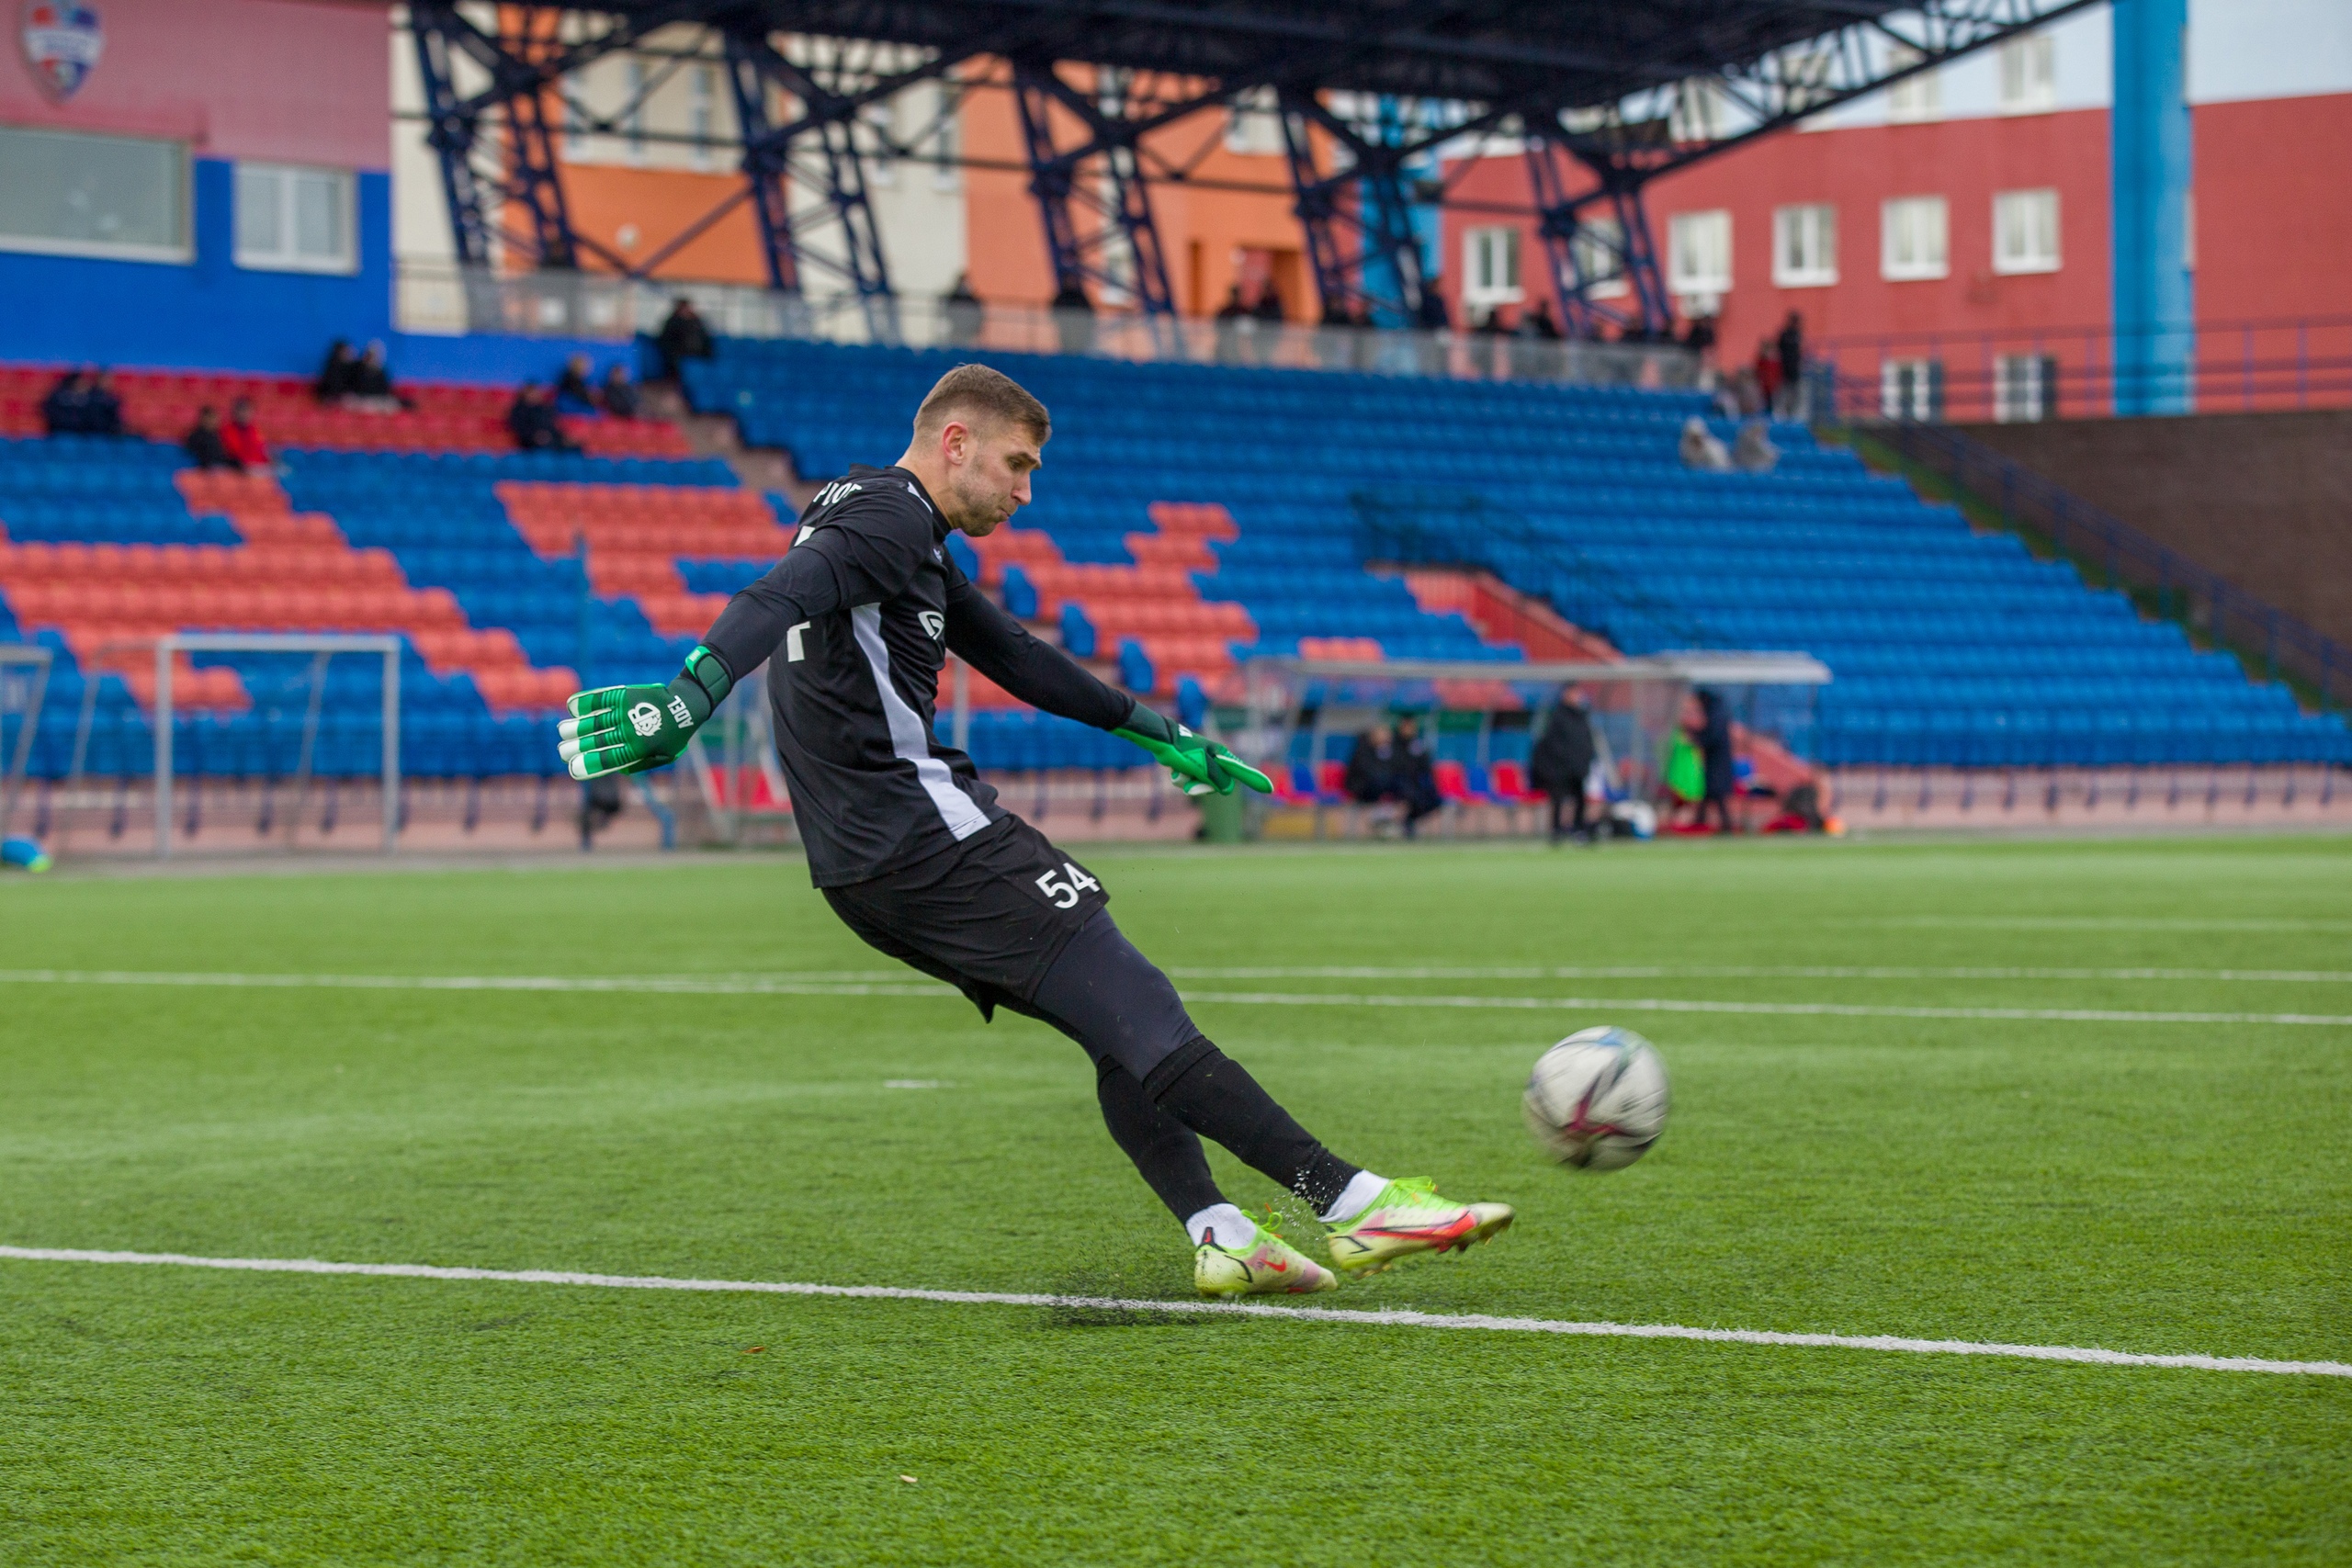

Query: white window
[[1463, 225, 1522, 307], [1994, 354, 2059, 422], [1670, 79, 1728, 142], [1994, 188, 2060, 274], [0, 125, 189, 262], [624, 56, 648, 162], [1571, 216, 1627, 299], [1881, 196, 1949, 281], [1668, 209, 1731, 297], [1998, 33, 2057, 115], [1772, 204, 1838, 288], [1883, 44, 1942, 123], [931, 80, 963, 190], [1881, 359, 1943, 421], [235, 164, 356, 274], [690, 66, 718, 170], [1224, 86, 1285, 156]]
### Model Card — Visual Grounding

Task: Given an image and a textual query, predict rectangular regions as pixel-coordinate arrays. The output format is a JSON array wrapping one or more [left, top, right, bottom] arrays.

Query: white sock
[[1320, 1170, 1390, 1226], [1185, 1202, 1257, 1249]]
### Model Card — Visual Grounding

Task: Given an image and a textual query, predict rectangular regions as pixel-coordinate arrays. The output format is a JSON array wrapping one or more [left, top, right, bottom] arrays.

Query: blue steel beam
[[1011, 55, 1178, 314]]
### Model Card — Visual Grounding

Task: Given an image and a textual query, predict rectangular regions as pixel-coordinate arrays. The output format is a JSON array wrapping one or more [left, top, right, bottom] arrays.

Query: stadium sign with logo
[[21, 0, 102, 101]]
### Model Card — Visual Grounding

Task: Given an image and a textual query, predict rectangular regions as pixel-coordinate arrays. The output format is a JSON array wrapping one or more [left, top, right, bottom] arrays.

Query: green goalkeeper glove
[[557, 645, 732, 780], [1114, 703, 1272, 796]]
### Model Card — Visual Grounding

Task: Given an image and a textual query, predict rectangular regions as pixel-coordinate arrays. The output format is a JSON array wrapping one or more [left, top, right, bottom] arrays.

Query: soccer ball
[[1523, 1026, 1670, 1169]]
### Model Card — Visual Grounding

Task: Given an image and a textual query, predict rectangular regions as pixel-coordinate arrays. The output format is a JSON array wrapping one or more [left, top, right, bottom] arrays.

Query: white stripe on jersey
[[849, 604, 989, 841]]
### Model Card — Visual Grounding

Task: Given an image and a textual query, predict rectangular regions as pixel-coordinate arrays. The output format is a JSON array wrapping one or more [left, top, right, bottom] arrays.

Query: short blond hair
[[913, 363, 1050, 443]]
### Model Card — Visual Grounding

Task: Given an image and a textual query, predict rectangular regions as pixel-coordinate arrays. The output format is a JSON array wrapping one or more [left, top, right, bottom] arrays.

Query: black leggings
[[1547, 792, 1589, 839], [997, 909, 1359, 1221]]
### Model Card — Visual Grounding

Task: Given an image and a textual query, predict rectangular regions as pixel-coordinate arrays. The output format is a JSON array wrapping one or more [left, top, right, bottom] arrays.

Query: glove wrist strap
[[680, 644, 734, 707]]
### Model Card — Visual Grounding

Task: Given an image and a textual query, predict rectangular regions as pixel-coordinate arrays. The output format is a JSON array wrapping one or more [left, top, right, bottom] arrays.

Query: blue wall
[[0, 159, 631, 388]]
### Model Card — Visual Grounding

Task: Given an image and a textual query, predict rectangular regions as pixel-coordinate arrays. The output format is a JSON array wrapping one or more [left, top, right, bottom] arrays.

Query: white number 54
[[1035, 862, 1102, 908]]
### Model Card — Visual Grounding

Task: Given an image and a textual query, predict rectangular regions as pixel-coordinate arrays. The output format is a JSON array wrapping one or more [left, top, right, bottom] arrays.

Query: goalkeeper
[[559, 364, 1510, 1297]]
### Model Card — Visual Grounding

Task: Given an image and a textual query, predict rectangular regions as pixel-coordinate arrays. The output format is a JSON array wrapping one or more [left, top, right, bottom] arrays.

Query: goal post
[[0, 643, 52, 844], [153, 634, 402, 860]]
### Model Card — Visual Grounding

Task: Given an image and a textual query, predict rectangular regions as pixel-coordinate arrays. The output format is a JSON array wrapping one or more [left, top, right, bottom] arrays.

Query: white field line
[[1, 970, 2348, 1026], [1163, 964, 2352, 985], [3, 1245, 2344, 1380]]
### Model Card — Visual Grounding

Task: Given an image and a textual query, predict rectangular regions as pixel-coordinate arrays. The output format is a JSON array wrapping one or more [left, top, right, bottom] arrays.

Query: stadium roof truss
[[405, 0, 2098, 336]]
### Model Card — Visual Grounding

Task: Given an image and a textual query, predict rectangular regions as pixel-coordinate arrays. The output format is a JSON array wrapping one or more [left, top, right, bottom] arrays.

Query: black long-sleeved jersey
[[698, 464, 1137, 886]]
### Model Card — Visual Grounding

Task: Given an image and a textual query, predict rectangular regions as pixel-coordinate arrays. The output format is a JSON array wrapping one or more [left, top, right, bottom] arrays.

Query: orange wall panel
[[554, 164, 772, 285]]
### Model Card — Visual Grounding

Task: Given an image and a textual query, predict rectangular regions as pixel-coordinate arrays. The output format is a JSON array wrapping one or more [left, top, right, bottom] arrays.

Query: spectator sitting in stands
[[1215, 285, 1250, 322], [1679, 415, 1732, 472], [78, 369, 127, 436], [220, 397, 270, 471], [315, 339, 360, 403], [345, 341, 409, 412], [1250, 285, 1284, 324], [183, 405, 237, 470], [40, 368, 94, 435], [1521, 299, 1564, 340], [555, 353, 600, 415], [600, 363, 641, 420], [655, 298, 714, 378], [944, 272, 984, 345], [1733, 417, 1779, 473], [1476, 307, 1512, 336], [506, 383, 579, 455], [1388, 715, 1443, 838]]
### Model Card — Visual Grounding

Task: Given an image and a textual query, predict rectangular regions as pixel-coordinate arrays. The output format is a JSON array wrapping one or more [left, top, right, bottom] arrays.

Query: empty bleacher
[[685, 338, 2351, 769]]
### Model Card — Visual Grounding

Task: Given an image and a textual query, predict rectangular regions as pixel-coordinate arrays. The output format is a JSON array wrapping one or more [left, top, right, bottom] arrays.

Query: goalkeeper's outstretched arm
[[944, 581, 1270, 796], [559, 541, 849, 781]]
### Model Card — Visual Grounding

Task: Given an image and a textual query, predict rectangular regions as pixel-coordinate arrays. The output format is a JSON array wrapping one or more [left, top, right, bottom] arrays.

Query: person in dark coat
[[600, 363, 641, 419], [506, 383, 579, 454], [655, 299, 715, 378], [83, 370, 125, 435], [183, 406, 237, 470], [1389, 715, 1443, 838], [315, 339, 360, 402], [1691, 687, 1737, 832], [1342, 722, 1395, 805], [1775, 311, 1804, 417], [41, 369, 94, 434], [555, 353, 600, 415], [1529, 684, 1599, 844]]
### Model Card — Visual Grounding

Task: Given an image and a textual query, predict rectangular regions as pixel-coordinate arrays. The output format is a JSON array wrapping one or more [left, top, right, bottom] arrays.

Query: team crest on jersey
[[918, 611, 945, 640], [21, 0, 102, 100]]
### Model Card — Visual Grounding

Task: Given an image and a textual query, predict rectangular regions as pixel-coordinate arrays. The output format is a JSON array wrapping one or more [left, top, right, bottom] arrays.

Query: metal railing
[[1814, 314, 2352, 423], [1839, 417, 2347, 710], [395, 259, 1700, 389]]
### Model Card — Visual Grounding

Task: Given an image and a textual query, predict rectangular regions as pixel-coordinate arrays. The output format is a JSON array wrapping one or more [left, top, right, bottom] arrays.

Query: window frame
[[233, 162, 358, 276], [0, 125, 192, 265], [1997, 32, 2058, 116], [1771, 203, 1838, 288], [1880, 195, 1950, 282], [1992, 187, 2061, 276], [1883, 44, 1942, 124], [1462, 224, 1524, 307], [1667, 209, 1732, 297]]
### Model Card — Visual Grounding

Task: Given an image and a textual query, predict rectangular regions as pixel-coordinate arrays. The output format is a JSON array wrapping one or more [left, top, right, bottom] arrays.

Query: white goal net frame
[[142, 634, 404, 860]]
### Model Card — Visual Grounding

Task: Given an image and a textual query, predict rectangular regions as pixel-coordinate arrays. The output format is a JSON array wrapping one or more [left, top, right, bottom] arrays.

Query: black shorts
[[822, 817, 1109, 1019]]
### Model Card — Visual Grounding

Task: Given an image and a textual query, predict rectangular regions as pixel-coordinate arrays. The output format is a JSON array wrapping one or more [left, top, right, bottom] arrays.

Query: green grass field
[[3, 835, 2348, 1565]]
